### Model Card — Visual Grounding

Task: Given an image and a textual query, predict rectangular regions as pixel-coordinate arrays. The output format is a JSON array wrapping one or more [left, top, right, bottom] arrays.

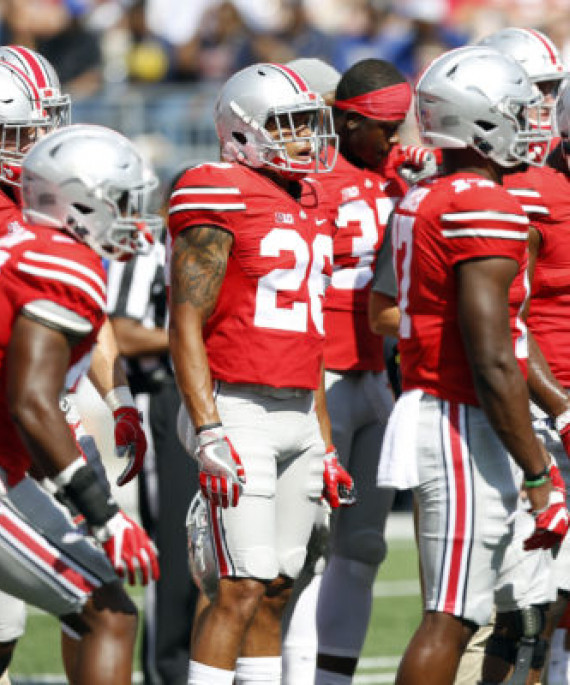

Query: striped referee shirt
[[106, 241, 171, 395]]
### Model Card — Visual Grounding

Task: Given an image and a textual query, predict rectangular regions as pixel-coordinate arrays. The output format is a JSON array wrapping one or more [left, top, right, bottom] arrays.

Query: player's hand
[[524, 469, 568, 551], [195, 425, 246, 508], [322, 446, 356, 509], [113, 406, 147, 487], [95, 511, 159, 585], [393, 144, 438, 185]]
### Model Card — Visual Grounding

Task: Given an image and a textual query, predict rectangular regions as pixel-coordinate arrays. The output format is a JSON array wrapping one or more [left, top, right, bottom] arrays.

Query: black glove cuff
[[196, 422, 223, 434], [61, 463, 119, 528]]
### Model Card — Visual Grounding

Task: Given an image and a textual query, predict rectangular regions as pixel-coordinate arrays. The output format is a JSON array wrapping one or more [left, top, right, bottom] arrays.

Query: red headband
[[334, 82, 412, 121]]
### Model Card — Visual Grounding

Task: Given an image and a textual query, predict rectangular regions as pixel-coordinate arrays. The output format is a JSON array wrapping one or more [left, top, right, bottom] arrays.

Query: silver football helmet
[[215, 62, 337, 176], [0, 45, 71, 128], [478, 28, 567, 89], [416, 45, 549, 167], [186, 491, 218, 601], [478, 28, 568, 141], [0, 61, 53, 187], [21, 124, 163, 260]]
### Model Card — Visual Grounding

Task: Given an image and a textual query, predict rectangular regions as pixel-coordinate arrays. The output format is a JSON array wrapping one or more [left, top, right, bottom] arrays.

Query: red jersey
[[168, 162, 333, 390], [0, 186, 23, 236], [318, 152, 403, 371], [392, 173, 529, 406], [0, 222, 106, 484], [505, 164, 570, 386]]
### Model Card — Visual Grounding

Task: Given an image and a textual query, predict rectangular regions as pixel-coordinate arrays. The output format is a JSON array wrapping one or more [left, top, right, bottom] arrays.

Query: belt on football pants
[[216, 381, 312, 400]]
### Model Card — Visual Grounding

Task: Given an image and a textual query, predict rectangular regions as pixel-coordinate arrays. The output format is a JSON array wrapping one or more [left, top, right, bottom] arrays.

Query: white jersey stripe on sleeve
[[441, 211, 529, 224], [17, 263, 106, 310], [507, 188, 541, 199], [169, 203, 246, 213], [23, 251, 106, 291], [518, 205, 549, 215], [442, 228, 528, 240]]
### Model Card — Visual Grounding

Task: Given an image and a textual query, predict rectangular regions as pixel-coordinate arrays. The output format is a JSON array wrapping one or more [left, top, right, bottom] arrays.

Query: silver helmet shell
[[416, 45, 549, 167], [215, 62, 337, 176], [21, 124, 163, 260], [478, 28, 567, 86]]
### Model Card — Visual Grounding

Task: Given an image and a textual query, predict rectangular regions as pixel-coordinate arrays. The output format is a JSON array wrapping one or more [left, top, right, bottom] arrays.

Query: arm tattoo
[[170, 225, 233, 318]]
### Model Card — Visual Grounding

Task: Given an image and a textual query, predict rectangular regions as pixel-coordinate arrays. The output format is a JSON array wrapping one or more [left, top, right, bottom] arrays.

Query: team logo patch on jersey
[[275, 212, 294, 224], [342, 186, 360, 202], [7, 220, 24, 234]]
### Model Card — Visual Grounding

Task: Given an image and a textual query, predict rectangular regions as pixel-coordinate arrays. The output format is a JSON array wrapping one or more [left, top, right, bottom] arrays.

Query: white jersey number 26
[[254, 228, 332, 334]]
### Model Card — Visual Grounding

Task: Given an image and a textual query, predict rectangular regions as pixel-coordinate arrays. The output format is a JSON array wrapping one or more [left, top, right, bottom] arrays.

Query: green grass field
[[8, 529, 421, 684]]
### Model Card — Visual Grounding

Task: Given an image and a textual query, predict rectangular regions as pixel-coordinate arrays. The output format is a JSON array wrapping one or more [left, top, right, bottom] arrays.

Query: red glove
[[195, 426, 246, 508], [556, 409, 570, 459], [95, 511, 159, 585], [113, 406, 147, 487], [549, 459, 566, 497], [524, 463, 568, 551], [322, 446, 356, 509]]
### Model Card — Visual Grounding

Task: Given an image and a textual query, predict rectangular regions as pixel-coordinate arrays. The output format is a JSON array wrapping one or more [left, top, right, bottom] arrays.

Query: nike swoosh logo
[[316, 219, 327, 225]]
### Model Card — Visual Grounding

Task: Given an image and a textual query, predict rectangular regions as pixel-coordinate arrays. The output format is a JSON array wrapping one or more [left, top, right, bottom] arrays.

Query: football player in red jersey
[[463, 27, 570, 685], [311, 58, 414, 685], [0, 123, 161, 684], [478, 27, 568, 166], [0, 44, 149, 488], [487, 81, 570, 684], [168, 62, 352, 685], [279, 57, 438, 685], [0, 49, 152, 683], [377, 46, 568, 685]]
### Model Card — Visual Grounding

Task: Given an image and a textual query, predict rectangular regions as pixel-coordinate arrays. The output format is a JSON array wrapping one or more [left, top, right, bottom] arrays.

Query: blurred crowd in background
[[4, 0, 569, 183]]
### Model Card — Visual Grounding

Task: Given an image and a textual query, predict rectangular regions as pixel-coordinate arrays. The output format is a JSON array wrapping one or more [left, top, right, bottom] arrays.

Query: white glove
[[395, 145, 438, 185], [195, 425, 246, 508]]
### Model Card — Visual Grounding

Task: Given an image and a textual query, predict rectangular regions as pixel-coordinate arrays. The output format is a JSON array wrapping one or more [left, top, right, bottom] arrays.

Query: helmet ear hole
[[233, 132, 247, 145], [72, 202, 94, 215]]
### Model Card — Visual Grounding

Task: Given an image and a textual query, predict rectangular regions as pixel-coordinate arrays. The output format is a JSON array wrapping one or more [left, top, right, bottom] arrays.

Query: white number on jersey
[[332, 197, 395, 291], [392, 213, 414, 339], [254, 228, 333, 334]]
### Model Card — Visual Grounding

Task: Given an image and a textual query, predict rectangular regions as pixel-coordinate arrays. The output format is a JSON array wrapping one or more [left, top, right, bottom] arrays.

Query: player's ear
[[346, 112, 363, 131]]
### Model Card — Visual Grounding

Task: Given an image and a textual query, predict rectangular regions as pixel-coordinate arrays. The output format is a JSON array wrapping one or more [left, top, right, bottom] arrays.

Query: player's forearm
[[111, 317, 169, 357], [368, 291, 400, 337], [169, 309, 220, 430], [7, 317, 82, 477], [87, 317, 129, 397], [314, 366, 333, 447], [168, 224, 231, 429], [11, 394, 82, 478], [471, 356, 549, 477]]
